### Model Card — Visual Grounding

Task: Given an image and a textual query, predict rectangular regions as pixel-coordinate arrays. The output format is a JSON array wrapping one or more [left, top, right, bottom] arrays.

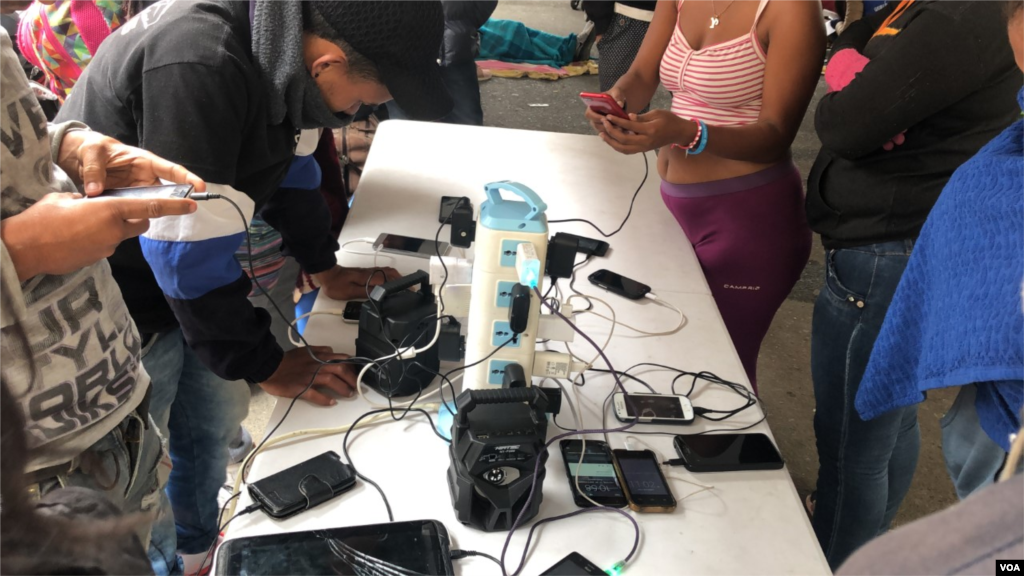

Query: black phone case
[[247, 451, 356, 519]]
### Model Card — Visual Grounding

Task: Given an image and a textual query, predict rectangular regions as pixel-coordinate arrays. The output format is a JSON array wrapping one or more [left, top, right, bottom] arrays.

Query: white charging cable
[[567, 291, 687, 337]]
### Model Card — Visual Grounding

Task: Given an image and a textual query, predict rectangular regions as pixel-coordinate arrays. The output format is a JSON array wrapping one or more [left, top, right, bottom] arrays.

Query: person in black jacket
[[390, 0, 496, 125], [55, 1, 451, 572], [804, 0, 1021, 569]]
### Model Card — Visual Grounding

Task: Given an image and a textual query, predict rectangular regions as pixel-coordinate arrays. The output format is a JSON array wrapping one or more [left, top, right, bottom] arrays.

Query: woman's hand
[[583, 86, 627, 134], [598, 110, 697, 155]]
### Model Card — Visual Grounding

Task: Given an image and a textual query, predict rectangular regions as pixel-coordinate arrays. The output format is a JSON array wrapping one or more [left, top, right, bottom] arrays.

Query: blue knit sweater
[[857, 89, 1024, 452]]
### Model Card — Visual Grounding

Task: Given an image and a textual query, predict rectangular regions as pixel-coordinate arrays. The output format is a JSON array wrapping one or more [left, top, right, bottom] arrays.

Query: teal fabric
[[478, 18, 576, 67]]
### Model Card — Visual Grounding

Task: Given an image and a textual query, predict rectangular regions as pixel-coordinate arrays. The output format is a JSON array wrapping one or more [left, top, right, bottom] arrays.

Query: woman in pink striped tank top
[[585, 0, 823, 391]]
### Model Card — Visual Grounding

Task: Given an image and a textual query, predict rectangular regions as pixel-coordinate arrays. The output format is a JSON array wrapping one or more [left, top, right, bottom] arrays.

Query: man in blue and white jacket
[[57, 1, 452, 571]]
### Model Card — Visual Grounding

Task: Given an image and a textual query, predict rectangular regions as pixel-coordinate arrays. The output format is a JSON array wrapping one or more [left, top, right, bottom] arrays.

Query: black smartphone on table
[[247, 451, 356, 519], [673, 433, 785, 472], [588, 269, 650, 300], [611, 449, 676, 513], [342, 300, 365, 324], [540, 551, 605, 575], [559, 439, 628, 508], [373, 233, 451, 259], [214, 519, 454, 575]]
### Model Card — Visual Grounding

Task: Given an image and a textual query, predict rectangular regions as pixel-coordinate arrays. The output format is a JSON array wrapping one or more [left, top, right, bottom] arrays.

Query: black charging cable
[[342, 407, 450, 522], [434, 196, 471, 314], [197, 493, 261, 573], [548, 152, 647, 238], [190, 193, 378, 485], [451, 549, 502, 572]]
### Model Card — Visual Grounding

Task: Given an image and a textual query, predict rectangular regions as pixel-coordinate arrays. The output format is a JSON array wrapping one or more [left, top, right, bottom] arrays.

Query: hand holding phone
[[101, 183, 195, 199], [1, 191, 197, 281], [580, 92, 629, 119]]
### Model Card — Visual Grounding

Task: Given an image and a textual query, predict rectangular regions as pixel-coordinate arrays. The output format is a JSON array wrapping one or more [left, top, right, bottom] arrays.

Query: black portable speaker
[[355, 270, 440, 398], [447, 386, 549, 532]]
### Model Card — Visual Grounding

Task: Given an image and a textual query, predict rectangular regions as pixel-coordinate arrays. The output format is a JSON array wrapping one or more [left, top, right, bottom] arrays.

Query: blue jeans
[[142, 328, 250, 556], [941, 384, 1008, 499], [811, 241, 921, 569], [388, 59, 484, 126], [37, 403, 175, 574]]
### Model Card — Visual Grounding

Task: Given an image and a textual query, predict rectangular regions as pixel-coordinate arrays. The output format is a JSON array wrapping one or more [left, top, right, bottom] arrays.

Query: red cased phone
[[579, 92, 629, 119]]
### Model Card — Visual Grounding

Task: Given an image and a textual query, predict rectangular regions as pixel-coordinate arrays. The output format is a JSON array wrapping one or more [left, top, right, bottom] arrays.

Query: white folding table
[[224, 121, 829, 575]]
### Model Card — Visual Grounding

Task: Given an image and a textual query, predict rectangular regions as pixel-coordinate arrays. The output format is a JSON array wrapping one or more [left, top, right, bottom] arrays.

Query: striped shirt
[[659, 0, 769, 126]]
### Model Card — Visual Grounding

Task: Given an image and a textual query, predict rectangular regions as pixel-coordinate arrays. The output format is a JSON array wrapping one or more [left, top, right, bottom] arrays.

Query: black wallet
[[247, 451, 357, 519]]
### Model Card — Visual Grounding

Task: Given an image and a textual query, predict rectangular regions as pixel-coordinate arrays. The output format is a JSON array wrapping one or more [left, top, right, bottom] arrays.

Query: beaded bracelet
[[689, 119, 709, 155], [670, 119, 707, 155]]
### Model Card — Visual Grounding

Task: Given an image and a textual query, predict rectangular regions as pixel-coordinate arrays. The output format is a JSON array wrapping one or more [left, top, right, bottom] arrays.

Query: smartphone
[[342, 300, 365, 324], [438, 195, 472, 224], [588, 269, 650, 300], [559, 439, 628, 508], [247, 451, 357, 519], [540, 552, 605, 576], [101, 183, 194, 199], [611, 449, 676, 513], [373, 233, 451, 259], [580, 92, 628, 119], [613, 393, 695, 425], [673, 433, 785, 472], [214, 519, 454, 576]]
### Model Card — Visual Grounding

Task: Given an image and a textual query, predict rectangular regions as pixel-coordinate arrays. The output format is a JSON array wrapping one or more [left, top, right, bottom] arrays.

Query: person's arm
[[127, 62, 357, 402], [0, 241, 27, 329], [815, 11, 1002, 160], [598, 1, 826, 163], [259, 156, 337, 275], [451, 0, 497, 30], [830, 1, 891, 56], [605, 0, 677, 113], [582, 1, 615, 35], [260, 154, 399, 301], [2, 119, 201, 280], [125, 62, 278, 381], [824, 4, 894, 93]]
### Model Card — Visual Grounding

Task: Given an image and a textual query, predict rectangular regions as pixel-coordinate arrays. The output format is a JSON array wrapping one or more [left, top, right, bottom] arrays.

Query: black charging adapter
[[508, 284, 531, 334]]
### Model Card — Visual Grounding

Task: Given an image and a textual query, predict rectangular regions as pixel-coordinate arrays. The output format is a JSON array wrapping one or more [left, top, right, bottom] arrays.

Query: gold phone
[[612, 449, 677, 513]]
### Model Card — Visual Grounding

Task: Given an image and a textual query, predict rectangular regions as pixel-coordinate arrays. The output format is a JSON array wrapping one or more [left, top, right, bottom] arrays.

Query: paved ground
[[244, 0, 958, 535]]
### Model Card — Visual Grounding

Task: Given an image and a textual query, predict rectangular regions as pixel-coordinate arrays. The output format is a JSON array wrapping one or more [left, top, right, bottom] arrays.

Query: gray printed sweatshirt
[[0, 29, 148, 473]]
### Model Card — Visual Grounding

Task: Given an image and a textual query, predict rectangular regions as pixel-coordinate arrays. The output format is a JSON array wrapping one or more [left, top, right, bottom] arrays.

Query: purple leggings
[[661, 161, 811, 393]]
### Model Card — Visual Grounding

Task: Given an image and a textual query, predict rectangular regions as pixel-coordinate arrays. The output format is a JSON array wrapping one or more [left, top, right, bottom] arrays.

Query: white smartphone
[[613, 393, 695, 425], [373, 233, 451, 259]]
